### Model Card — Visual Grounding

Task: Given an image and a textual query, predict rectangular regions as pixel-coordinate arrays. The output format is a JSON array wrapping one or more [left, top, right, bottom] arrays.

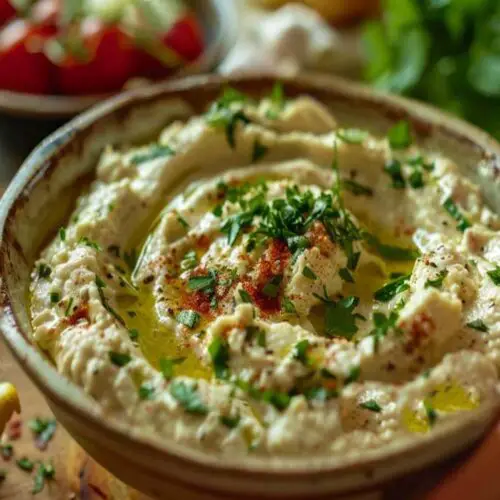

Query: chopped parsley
[[302, 266, 317, 280], [208, 336, 230, 379], [266, 82, 285, 119], [262, 274, 283, 298], [359, 399, 382, 412], [16, 457, 34, 472], [344, 365, 361, 385], [138, 384, 155, 401], [442, 197, 471, 232], [374, 274, 410, 302], [466, 319, 489, 332], [64, 297, 74, 317], [387, 120, 412, 149], [343, 179, 374, 196], [339, 267, 354, 283], [337, 128, 369, 144], [49, 292, 60, 304], [282, 296, 296, 314], [176, 214, 190, 229], [78, 236, 100, 250], [314, 291, 361, 339], [252, 139, 268, 163], [128, 328, 139, 341], [181, 250, 198, 271], [220, 415, 241, 428], [425, 269, 448, 289], [206, 102, 251, 149], [363, 232, 419, 261], [37, 263, 51, 279], [169, 381, 208, 415], [239, 289, 253, 303], [384, 159, 406, 189], [293, 339, 310, 365], [32, 462, 55, 494], [0, 444, 13, 460], [58, 227, 66, 241], [95, 276, 125, 324], [176, 310, 200, 329], [188, 271, 217, 293], [487, 266, 500, 286], [159, 357, 186, 380], [424, 400, 437, 426], [108, 351, 132, 367], [370, 311, 401, 351], [130, 144, 175, 165]]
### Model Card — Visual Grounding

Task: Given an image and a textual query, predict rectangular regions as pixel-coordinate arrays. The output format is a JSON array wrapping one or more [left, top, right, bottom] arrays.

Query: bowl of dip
[[0, 73, 499, 499]]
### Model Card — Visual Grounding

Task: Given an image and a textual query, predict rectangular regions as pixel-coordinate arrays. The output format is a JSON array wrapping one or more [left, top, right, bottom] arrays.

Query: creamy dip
[[30, 86, 500, 458]]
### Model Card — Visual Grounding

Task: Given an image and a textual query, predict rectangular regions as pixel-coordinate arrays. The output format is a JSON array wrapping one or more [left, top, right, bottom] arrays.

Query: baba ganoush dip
[[30, 85, 500, 458]]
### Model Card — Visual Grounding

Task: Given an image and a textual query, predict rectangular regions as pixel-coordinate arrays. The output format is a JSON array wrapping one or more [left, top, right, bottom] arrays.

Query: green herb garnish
[[208, 336, 230, 379], [138, 384, 155, 401], [282, 296, 296, 314], [181, 250, 198, 271], [359, 399, 382, 412], [339, 267, 354, 283], [169, 381, 208, 415], [384, 159, 406, 188], [302, 266, 317, 280], [220, 415, 241, 428], [50, 292, 60, 304], [177, 310, 200, 329], [337, 128, 369, 144], [131, 144, 175, 165], [262, 274, 283, 298], [425, 269, 448, 289], [239, 289, 253, 303], [388, 120, 412, 149], [32, 462, 55, 494], [252, 139, 268, 163], [159, 357, 186, 380], [37, 263, 51, 279], [293, 339, 310, 365], [466, 319, 489, 332], [345, 365, 360, 385], [487, 267, 500, 286], [16, 457, 34, 472], [59, 227, 66, 241], [374, 274, 411, 302], [443, 197, 471, 232], [109, 351, 131, 367]]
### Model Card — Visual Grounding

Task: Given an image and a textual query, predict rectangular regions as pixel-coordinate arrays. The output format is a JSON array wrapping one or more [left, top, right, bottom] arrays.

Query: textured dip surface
[[30, 86, 500, 460]]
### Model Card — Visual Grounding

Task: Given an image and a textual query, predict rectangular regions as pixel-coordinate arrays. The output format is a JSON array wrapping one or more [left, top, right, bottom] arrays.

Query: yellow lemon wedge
[[0, 382, 20, 433]]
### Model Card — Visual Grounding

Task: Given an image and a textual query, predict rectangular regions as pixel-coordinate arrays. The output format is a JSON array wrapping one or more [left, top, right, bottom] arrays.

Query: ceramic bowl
[[0, 0, 237, 119], [1, 73, 500, 500]]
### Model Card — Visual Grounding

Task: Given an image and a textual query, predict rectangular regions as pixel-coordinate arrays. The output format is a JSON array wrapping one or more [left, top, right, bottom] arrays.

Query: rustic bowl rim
[[1, 72, 500, 486]]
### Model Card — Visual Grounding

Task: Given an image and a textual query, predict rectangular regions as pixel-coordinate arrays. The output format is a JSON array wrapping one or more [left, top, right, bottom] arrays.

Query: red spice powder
[[67, 305, 89, 326]]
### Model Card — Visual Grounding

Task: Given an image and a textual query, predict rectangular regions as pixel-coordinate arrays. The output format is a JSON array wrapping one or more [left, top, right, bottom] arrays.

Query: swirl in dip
[[30, 86, 500, 458]]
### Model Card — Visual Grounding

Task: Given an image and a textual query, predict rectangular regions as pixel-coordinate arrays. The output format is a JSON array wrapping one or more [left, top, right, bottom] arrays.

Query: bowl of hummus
[[1, 74, 500, 499]]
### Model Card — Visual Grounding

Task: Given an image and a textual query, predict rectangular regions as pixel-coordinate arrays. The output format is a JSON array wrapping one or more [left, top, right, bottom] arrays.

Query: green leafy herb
[[108, 351, 132, 367], [59, 227, 66, 241], [252, 139, 268, 163], [314, 293, 361, 339], [387, 120, 412, 149], [339, 267, 354, 283], [256, 330, 266, 347], [78, 236, 101, 250], [159, 357, 186, 380], [212, 204, 223, 217], [424, 400, 437, 426], [64, 297, 74, 317], [29, 419, 56, 450], [262, 274, 283, 298], [220, 415, 241, 428], [282, 296, 297, 314], [169, 381, 208, 415], [384, 159, 406, 189], [359, 399, 382, 412], [188, 271, 217, 293], [466, 319, 489, 332], [176, 214, 190, 229], [363, 232, 419, 261], [50, 292, 60, 304], [1, 444, 13, 460], [374, 273, 411, 302], [304, 387, 338, 402], [130, 145, 175, 165], [443, 197, 471, 232], [337, 128, 369, 144], [16, 457, 34, 472], [425, 269, 448, 289], [302, 266, 317, 280], [32, 462, 55, 494], [128, 328, 139, 341], [266, 82, 285, 119], [177, 310, 200, 329], [138, 384, 155, 401], [239, 289, 253, 303], [487, 267, 500, 286], [343, 179, 374, 196], [37, 263, 51, 280], [293, 339, 310, 365], [181, 250, 198, 271], [344, 365, 360, 385], [95, 277, 125, 325], [208, 336, 230, 379], [206, 106, 251, 148]]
